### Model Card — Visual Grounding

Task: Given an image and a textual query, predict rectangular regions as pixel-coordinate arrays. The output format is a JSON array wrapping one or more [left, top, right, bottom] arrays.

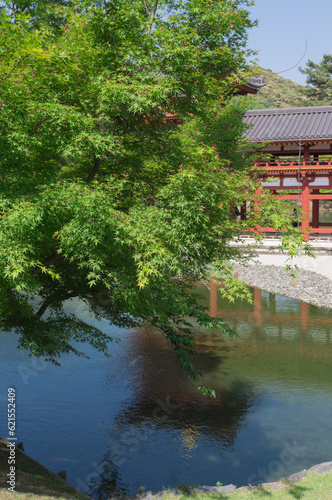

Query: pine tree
[[298, 54, 332, 105]]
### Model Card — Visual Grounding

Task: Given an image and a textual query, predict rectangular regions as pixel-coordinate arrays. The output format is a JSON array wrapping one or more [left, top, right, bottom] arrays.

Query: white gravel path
[[232, 263, 332, 309]]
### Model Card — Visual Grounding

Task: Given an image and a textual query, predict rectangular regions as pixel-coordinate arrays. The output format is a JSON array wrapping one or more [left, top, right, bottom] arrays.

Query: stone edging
[[2, 437, 331, 498], [113, 461, 332, 499]]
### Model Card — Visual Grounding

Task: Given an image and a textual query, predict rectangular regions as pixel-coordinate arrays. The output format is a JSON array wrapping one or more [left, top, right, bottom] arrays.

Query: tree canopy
[[298, 54, 332, 105], [0, 0, 309, 395]]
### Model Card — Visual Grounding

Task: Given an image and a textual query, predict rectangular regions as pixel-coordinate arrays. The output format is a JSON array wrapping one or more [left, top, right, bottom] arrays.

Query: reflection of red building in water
[[243, 106, 332, 237], [209, 278, 331, 350]]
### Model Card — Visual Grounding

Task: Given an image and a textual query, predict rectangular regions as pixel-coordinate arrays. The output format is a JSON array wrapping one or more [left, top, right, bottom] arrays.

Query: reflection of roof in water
[[108, 378, 260, 445]]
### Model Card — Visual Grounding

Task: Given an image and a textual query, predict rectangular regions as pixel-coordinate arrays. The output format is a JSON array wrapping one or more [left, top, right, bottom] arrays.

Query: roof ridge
[[245, 105, 332, 115]]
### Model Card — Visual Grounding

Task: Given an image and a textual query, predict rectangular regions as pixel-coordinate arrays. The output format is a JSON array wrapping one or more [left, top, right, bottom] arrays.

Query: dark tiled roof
[[243, 106, 332, 142], [238, 77, 265, 95], [246, 76, 265, 90]]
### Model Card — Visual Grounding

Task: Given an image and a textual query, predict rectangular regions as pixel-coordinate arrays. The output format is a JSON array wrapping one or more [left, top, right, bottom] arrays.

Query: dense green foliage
[[297, 54, 332, 105], [249, 68, 304, 109], [0, 0, 310, 394]]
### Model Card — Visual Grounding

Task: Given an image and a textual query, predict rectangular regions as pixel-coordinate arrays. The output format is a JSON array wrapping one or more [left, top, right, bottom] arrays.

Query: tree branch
[[35, 291, 77, 319], [0, 55, 29, 82], [86, 155, 104, 183], [141, 0, 150, 16], [147, 0, 159, 35], [35, 299, 52, 319], [33, 252, 63, 275]]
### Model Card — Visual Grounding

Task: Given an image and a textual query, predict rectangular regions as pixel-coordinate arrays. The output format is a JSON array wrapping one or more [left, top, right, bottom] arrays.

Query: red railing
[[256, 160, 332, 173]]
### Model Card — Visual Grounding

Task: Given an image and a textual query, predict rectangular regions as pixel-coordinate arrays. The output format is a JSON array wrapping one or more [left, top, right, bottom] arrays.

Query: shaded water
[[0, 287, 332, 497], [320, 212, 332, 223]]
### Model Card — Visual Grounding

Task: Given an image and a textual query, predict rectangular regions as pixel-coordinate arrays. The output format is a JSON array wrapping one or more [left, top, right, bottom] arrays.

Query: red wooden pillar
[[312, 189, 320, 228], [301, 173, 310, 240], [303, 144, 310, 163], [253, 288, 262, 327], [300, 302, 308, 332]]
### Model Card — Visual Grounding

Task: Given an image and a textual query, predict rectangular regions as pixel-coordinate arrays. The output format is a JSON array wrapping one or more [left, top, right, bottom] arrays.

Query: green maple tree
[[0, 0, 309, 395]]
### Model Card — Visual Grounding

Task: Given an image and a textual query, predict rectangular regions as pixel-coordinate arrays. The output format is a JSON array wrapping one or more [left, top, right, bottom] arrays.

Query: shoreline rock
[[109, 461, 332, 499], [232, 262, 332, 309]]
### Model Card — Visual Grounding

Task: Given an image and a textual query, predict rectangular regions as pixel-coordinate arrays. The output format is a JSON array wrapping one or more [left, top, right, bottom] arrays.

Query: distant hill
[[248, 68, 305, 109]]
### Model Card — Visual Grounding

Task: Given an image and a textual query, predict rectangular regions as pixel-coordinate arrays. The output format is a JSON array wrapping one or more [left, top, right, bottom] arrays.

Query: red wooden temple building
[[243, 106, 332, 236], [165, 77, 265, 125]]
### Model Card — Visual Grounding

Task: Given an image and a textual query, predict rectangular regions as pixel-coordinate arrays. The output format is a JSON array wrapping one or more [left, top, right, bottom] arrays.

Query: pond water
[[0, 286, 332, 497], [319, 212, 332, 223], [316, 211, 332, 224]]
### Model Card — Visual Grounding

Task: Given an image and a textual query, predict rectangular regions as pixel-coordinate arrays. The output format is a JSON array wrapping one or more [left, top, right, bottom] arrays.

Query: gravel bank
[[232, 263, 332, 309]]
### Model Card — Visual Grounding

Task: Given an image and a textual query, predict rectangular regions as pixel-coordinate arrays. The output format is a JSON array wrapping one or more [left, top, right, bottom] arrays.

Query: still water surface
[[0, 287, 332, 497]]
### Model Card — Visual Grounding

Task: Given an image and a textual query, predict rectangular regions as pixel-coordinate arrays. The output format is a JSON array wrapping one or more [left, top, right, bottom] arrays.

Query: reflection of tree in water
[[105, 325, 236, 401], [90, 379, 261, 499], [90, 291, 331, 499]]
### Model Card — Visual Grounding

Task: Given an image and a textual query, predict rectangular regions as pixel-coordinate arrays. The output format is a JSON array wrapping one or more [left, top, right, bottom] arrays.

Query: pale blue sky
[[247, 0, 331, 85]]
